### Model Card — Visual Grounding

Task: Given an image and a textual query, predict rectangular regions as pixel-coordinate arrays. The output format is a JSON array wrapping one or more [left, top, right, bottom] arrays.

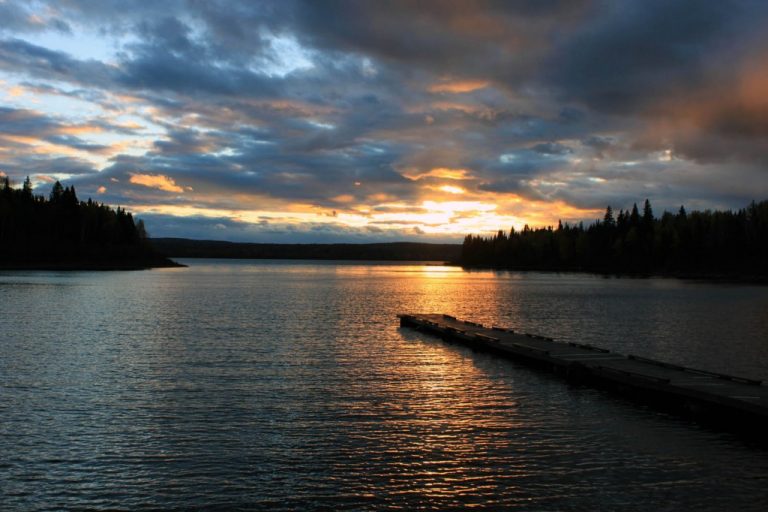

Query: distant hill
[[151, 238, 462, 262]]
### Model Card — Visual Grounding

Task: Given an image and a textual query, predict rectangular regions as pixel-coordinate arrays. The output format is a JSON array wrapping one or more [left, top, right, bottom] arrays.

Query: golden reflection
[[339, 271, 528, 499], [419, 265, 461, 277], [376, 266, 528, 500]]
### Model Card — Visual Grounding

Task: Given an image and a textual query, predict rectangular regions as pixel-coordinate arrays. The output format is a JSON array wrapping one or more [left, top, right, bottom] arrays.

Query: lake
[[2, 259, 768, 510]]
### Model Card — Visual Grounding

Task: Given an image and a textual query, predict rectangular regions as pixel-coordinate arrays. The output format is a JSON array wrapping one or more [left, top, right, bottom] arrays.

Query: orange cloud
[[427, 101, 480, 114], [331, 194, 356, 203], [429, 80, 489, 94], [1, 134, 38, 145], [60, 125, 104, 135], [402, 167, 472, 180], [7, 86, 25, 97], [366, 192, 396, 202], [0, 134, 90, 159], [129, 173, 184, 193]]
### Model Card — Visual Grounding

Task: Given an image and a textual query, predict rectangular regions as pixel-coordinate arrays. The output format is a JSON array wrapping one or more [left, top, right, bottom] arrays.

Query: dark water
[[2, 260, 768, 511]]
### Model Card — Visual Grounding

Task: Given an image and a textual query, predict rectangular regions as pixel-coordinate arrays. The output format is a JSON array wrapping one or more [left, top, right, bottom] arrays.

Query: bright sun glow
[[438, 185, 465, 194]]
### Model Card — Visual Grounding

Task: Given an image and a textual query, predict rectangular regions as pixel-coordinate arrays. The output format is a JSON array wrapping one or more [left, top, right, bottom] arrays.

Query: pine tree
[[604, 206, 616, 227], [22, 176, 33, 199], [642, 199, 654, 225], [50, 181, 64, 202]]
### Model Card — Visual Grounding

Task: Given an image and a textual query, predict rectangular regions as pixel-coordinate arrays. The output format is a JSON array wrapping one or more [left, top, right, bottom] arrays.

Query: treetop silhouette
[[461, 199, 768, 277], [0, 178, 178, 269]]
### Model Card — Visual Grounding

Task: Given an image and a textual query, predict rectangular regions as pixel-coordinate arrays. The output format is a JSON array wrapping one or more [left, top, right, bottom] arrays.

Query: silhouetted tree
[[0, 179, 167, 267], [460, 199, 768, 277], [21, 176, 33, 199], [604, 206, 616, 227], [50, 181, 64, 202], [643, 199, 654, 227]]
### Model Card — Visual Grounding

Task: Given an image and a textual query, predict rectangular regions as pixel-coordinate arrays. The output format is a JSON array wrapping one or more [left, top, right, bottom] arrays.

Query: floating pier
[[399, 313, 768, 433]]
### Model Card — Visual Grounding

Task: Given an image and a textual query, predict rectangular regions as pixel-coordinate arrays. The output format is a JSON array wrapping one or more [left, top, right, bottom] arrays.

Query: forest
[[0, 177, 178, 269], [461, 199, 768, 277]]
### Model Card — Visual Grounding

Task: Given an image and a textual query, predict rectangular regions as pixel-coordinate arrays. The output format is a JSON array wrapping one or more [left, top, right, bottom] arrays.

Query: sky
[[1, 0, 768, 243]]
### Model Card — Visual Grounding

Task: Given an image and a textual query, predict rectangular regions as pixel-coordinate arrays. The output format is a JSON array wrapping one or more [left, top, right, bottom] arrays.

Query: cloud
[[546, 1, 752, 112], [429, 80, 489, 94], [129, 173, 184, 193], [401, 168, 472, 181], [0, 2, 71, 34], [0, 38, 115, 87]]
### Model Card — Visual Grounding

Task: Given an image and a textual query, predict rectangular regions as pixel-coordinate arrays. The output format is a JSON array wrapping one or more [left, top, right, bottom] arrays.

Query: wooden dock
[[399, 313, 768, 433]]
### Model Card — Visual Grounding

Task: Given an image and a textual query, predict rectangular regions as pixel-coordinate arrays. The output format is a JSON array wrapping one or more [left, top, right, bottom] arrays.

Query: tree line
[[151, 238, 462, 262], [0, 177, 175, 268], [461, 199, 768, 277]]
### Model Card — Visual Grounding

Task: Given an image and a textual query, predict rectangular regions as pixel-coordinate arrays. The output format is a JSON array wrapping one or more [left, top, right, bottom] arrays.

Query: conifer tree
[[50, 181, 64, 202], [604, 206, 616, 227], [21, 176, 33, 198]]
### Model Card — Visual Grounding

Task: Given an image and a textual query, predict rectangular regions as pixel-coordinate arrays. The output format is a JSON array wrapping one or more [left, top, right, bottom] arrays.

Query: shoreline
[[4, 257, 765, 283], [0, 258, 186, 271], [455, 263, 768, 284]]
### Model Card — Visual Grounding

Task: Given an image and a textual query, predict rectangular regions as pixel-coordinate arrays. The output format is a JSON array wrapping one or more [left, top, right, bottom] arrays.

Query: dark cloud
[[0, 106, 58, 135], [0, 2, 71, 34], [532, 142, 572, 155], [582, 135, 614, 154], [117, 49, 279, 97], [1, 156, 96, 181], [0, 38, 115, 87], [45, 135, 109, 152], [546, 0, 765, 113], [290, 0, 589, 81]]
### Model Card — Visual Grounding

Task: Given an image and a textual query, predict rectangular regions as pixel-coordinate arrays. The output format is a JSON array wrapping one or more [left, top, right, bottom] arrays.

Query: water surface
[[2, 260, 768, 510]]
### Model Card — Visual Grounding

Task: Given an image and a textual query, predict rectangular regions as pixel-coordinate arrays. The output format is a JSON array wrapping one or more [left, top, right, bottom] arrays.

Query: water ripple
[[2, 261, 768, 510]]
